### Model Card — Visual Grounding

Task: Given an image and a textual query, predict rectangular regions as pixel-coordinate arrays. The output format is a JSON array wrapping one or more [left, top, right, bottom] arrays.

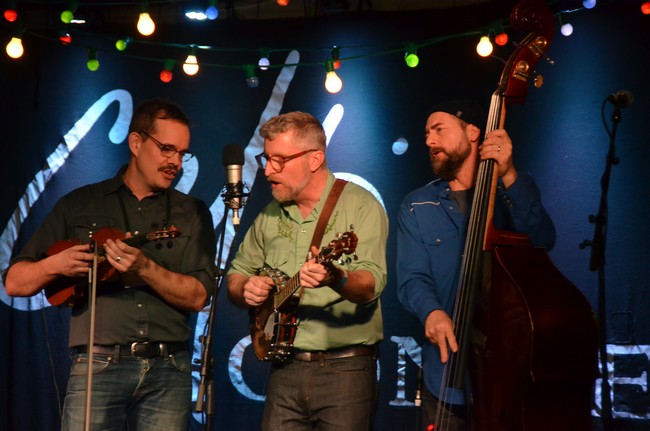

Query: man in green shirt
[[227, 111, 388, 430]]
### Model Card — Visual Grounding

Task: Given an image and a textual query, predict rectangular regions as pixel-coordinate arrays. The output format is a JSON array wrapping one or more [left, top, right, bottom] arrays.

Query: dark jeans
[[421, 388, 468, 431], [61, 351, 192, 431], [262, 355, 377, 431]]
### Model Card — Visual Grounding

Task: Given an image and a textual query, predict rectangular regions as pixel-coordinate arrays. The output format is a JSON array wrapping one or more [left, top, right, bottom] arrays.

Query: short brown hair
[[128, 98, 190, 135], [259, 111, 326, 151]]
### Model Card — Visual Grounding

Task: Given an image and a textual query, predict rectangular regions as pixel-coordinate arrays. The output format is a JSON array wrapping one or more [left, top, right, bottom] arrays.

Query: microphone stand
[[581, 102, 623, 431], [195, 185, 245, 430], [84, 240, 98, 431]]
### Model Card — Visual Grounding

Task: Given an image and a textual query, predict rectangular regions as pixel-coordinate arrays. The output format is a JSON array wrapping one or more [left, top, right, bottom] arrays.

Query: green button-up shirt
[[229, 171, 388, 350]]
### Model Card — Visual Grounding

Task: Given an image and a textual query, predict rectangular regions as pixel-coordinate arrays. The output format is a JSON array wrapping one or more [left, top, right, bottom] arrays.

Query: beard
[[270, 174, 310, 204], [429, 141, 471, 182]]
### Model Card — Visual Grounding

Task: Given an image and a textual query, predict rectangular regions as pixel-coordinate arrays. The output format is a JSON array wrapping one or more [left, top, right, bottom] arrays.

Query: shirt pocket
[[263, 249, 290, 274], [421, 229, 462, 282]]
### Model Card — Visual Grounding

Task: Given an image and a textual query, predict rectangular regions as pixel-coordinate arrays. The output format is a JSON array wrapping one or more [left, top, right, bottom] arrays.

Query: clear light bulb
[[183, 54, 199, 75], [258, 57, 270, 70], [6, 37, 24, 59], [324, 71, 342, 94], [476, 36, 493, 57], [137, 12, 155, 36], [560, 23, 574, 36]]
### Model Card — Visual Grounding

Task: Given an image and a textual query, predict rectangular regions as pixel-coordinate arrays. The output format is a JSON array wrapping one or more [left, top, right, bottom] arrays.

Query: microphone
[[222, 144, 245, 231], [606, 90, 634, 108]]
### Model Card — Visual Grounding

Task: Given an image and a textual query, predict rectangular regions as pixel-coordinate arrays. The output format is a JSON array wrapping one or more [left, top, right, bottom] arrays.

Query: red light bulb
[[277, 0, 290, 6], [160, 69, 173, 83], [4, 9, 17, 22], [495, 32, 508, 46], [642, 2, 650, 14], [59, 33, 72, 45]]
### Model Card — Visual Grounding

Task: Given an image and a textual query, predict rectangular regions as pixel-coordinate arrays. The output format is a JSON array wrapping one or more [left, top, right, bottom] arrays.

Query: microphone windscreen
[[222, 144, 245, 166]]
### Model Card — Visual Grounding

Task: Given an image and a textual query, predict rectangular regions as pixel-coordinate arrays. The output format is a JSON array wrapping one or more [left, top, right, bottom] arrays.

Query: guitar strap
[[297, 178, 348, 297], [310, 178, 348, 250]]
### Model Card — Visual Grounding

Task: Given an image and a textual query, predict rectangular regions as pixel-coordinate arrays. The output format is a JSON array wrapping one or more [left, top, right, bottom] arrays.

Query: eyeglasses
[[139, 130, 194, 163], [255, 149, 317, 172]]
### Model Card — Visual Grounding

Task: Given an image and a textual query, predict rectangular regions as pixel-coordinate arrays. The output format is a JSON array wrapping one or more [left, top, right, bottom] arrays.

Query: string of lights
[[3, 0, 649, 93]]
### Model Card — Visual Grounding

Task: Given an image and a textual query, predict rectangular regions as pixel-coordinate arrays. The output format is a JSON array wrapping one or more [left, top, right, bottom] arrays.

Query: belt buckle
[[131, 342, 146, 358], [131, 342, 155, 358], [130, 342, 167, 358]]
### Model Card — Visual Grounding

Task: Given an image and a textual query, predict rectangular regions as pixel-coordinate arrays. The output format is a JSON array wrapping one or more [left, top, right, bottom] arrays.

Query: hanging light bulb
[[60, 1, 77, 24], [490, 21, 508, 47], [59, 32, 72, 45], [582, 0, 596, 9], [137, 2, 156, 36], [160, 59, 175, 83], [258, 48, 270, 70], [4, 5, 18, 22], [476, 36, 493, 57], [277, 0, 290, 6], [244, 64, 259, 88], [494, 32, 508, 46], [115, 37, 132, 51], [183, 46, 199, 75], [641, 1, 650, 14], [560, 23, 573, 36], [331, 46, 341, 69], [404, 43, 419, 68], [559, 13, 573, 37], [206, 0, 219, 20], [324, 60, 342, 94], [6, 36, 24, 59], [87, 49, 99, 71]]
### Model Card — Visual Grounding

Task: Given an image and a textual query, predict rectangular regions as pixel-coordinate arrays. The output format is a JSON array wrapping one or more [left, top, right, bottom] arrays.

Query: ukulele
[[44, 225, 181, 307]]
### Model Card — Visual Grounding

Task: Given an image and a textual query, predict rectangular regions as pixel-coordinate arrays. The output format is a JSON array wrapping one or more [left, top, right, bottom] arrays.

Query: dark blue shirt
[[396, 172, 555, 405]]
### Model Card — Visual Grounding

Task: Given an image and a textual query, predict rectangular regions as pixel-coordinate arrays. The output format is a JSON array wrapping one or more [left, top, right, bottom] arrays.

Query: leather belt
[[293, 345, 376, 362], [74, 342, 187, 359]]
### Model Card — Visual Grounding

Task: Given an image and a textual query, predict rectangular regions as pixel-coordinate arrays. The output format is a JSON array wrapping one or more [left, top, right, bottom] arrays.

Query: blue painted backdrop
[[1, 2, 649, 430]]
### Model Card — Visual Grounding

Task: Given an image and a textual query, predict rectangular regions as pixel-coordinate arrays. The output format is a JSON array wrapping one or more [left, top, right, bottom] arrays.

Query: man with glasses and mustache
[[4, 99, 216, 431], [227, 111, 388, 430], [395, 100, 556, 430]]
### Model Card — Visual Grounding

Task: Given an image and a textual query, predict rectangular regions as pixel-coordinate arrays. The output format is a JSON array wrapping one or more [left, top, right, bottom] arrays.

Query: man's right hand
[[242, 275, 275, 307], [424, 309, 459, 364]]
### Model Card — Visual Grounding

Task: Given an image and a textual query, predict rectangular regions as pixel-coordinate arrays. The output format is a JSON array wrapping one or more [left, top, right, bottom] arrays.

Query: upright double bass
[[437, 1, 599, 429]]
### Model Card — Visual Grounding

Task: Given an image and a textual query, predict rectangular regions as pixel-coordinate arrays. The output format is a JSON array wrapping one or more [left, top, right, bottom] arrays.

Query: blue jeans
[[61, 351, 192, 431], [261, 355, 377, 431]]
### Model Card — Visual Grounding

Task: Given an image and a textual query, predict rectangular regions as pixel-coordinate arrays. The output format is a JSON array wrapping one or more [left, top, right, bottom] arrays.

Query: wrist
[[331, 269, 348, 291]]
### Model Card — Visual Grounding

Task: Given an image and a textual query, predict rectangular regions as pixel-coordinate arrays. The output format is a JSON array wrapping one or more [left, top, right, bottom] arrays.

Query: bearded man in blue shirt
[[396, 100, 555, 431]]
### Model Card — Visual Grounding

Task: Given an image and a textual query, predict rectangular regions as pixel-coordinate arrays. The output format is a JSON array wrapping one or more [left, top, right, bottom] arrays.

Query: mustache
[[158, 164, 178, 175]]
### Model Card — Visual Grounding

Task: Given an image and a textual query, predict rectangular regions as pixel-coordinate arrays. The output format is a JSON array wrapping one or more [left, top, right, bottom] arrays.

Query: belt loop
[[113, 345, 120, 364]]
